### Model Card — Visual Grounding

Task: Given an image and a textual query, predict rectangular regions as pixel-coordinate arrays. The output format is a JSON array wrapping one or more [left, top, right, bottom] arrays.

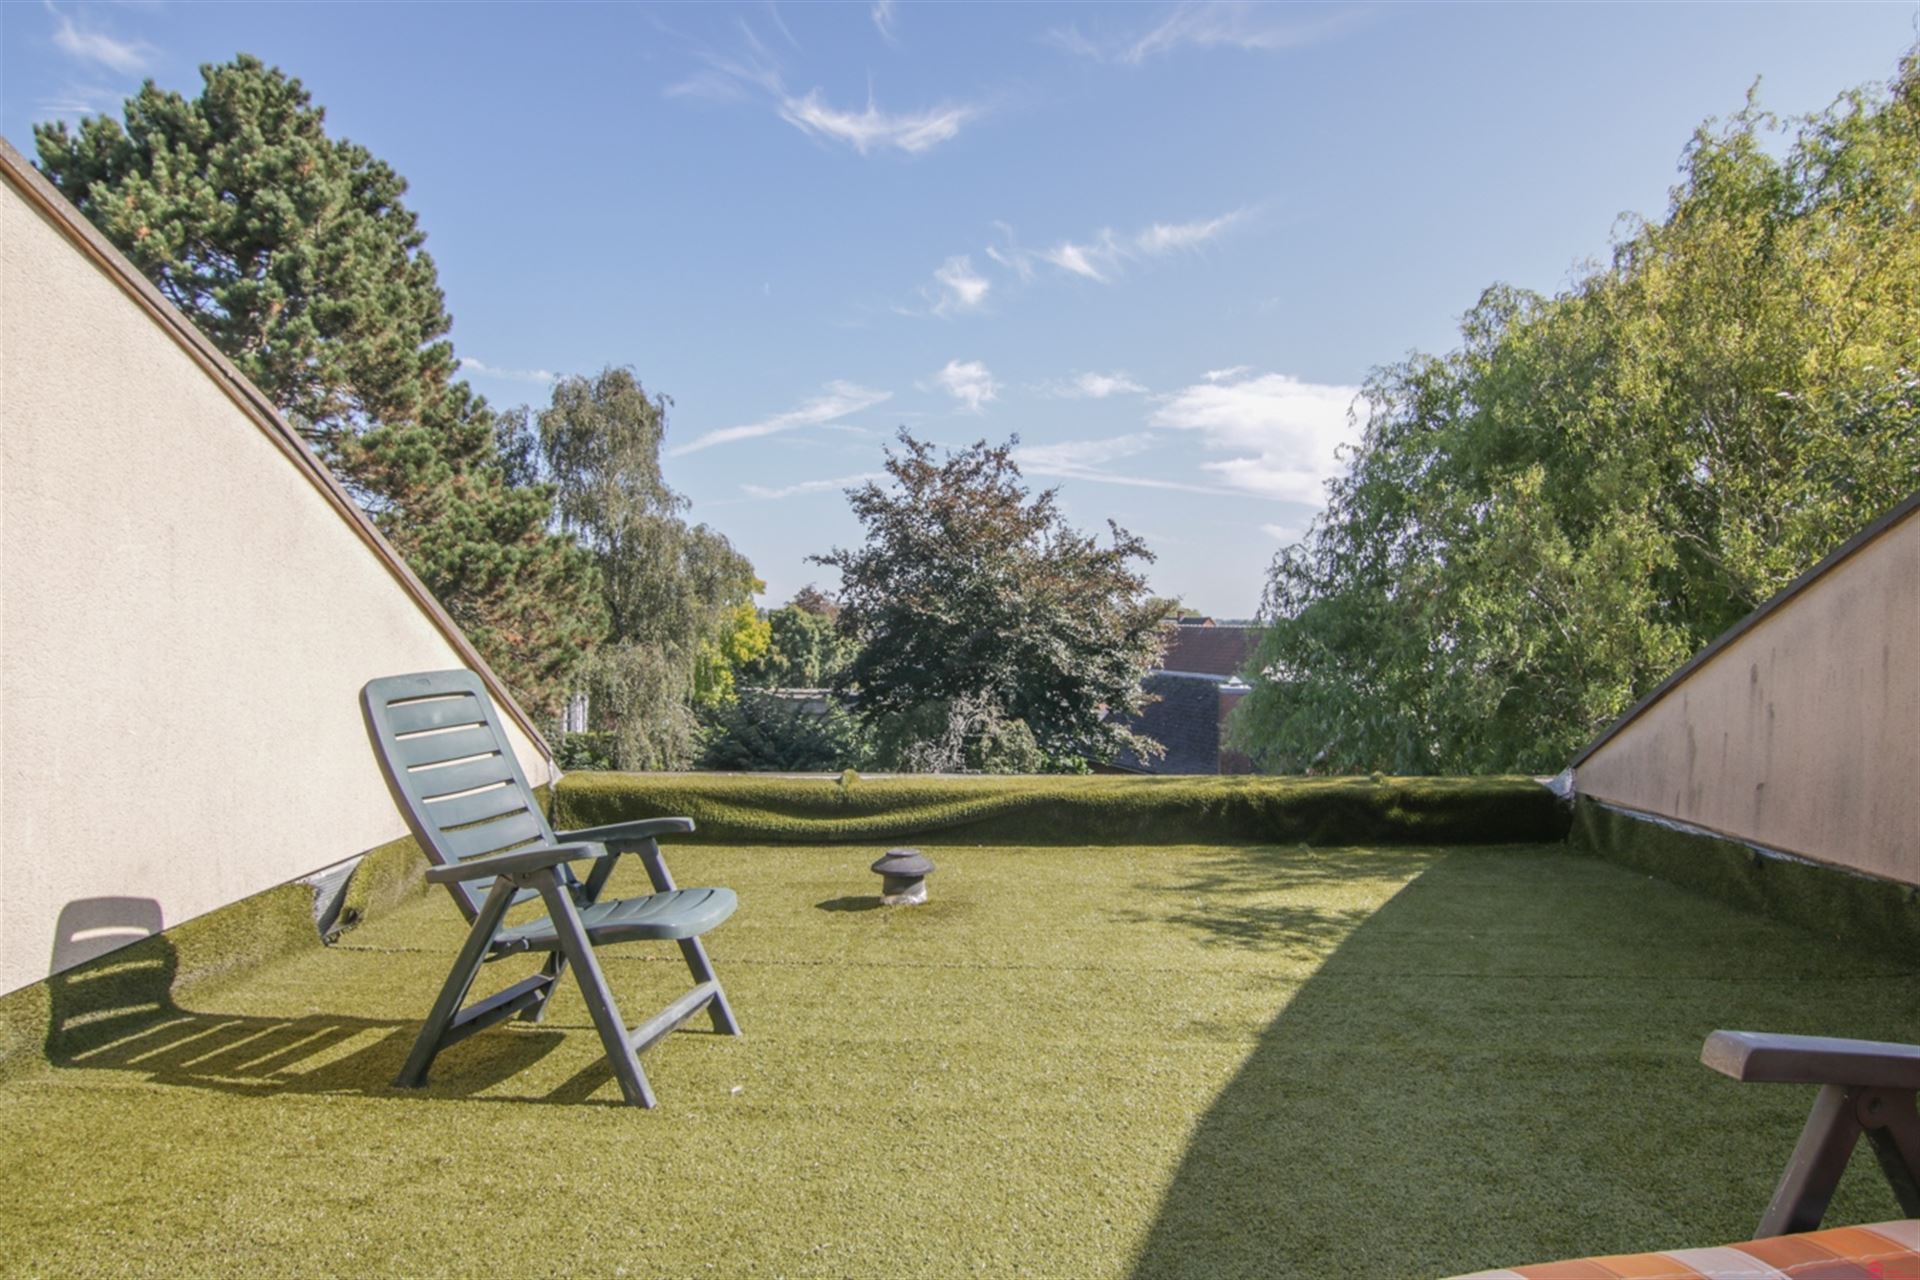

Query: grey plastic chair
[[361, 669, 740, 1107]]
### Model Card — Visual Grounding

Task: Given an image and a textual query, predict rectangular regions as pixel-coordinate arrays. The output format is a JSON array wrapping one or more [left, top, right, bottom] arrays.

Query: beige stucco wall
[[1575, 504, 1920, 885], [1, 164, 551, 995]]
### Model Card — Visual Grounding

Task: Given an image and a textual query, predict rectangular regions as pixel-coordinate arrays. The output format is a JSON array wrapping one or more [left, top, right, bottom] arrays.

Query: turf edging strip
[[552, 772, 1569, 846], [1569, 796, 1920, 963]]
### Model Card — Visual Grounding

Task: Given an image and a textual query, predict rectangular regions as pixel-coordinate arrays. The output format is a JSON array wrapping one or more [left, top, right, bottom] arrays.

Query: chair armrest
[[426, 843, 608, 884], [555, 817, 696, 850], [1703, 1030, 1920, 1090]]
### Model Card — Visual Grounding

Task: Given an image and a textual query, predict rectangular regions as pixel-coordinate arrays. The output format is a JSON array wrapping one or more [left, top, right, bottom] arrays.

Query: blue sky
[[6, 2, 1916, 615]]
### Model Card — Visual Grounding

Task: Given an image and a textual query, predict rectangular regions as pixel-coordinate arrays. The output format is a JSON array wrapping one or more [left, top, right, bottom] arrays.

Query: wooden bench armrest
[[1703, 1030, 1920, 1090]]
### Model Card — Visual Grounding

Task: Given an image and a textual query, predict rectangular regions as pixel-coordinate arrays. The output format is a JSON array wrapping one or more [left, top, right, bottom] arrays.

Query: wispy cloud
[[1045, 371, 1148, 400], [1016, 434, 1241, 496], [458, 357, 557, 386], [931, 255, 991, 315], [1151, 370, 1360, 503], [667, 39, 979, 157], [36, 83, 124, 121], [1205, 365, 1251, 383], [1031, 209, 1247, 286], [871, 0, 898, 43], [1260, 521, 1308, 544], [1049, 2, 1366, 66], [742, 471, 884, 500], [672, 381, 892, 456], [934, 359, 998, 413], [779, 90, 976, 155], [45, 2, 153, 73]]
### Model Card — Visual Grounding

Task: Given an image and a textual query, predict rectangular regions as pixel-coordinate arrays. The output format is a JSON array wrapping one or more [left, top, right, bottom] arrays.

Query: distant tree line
[[1233, 48, 1920, 774]]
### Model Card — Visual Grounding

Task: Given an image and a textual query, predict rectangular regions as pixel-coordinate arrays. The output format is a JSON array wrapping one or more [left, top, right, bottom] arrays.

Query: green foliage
[[735, 603, 853, 690], [1238, 51, 1920, 774], [814, 431, 1170, 770], [552, 771, 1568, 846], [34, 56, 603, 723], [697, 692, 871, 772], [515, 367, 761, 768], [693, 600, 771, 708], [553, 731, 617, 772], [33, 55, 450, 461]]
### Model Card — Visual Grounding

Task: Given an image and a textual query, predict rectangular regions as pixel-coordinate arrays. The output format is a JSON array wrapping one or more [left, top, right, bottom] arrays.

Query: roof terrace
[[2, 780, 1910, 1277]]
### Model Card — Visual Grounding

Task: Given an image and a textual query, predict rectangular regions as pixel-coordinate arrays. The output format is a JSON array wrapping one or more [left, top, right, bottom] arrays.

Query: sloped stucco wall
[[1574, 500, 1919, 886], [0, 151, 552, 995]]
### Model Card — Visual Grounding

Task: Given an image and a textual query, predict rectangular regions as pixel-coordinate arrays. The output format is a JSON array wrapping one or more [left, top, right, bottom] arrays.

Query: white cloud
[[46, 2, 152, 73], [931, 255, 991, 315], [1204, 365, 1251, 383], [672, 381, 892, 455], [778, 89, 976, 155], [1136, 211, 1244, 253], [1151, 370, 1360, 503], [1047, 371, 1147, 400], [1260, 521, 1308, 545], [935, 359, 999, 413], [458, 357, 557, 385], [667, 41, 977, 156], [1016, 434, 1155, 472], [36, 83, 123, 121], [1043, 233, 1124, 283], [742, 471, 884, 500], [1050, 2, 1365, 66], [1036, 210, 1244, 286], [871, 0, 897, 42], [1016, 434, 1241, 496]]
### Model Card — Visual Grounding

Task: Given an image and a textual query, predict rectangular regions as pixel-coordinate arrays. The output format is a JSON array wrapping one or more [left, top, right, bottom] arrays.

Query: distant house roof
[[1159, 623, 1258, 680], [1110, 673, 1252, 775]]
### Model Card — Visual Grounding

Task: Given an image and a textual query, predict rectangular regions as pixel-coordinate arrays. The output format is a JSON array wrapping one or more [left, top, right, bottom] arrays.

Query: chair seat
[[494, 887, 737, 951]]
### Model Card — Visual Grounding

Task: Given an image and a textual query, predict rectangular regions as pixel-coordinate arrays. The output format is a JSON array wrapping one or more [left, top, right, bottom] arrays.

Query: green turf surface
[[1, 842, 1912, 1277]]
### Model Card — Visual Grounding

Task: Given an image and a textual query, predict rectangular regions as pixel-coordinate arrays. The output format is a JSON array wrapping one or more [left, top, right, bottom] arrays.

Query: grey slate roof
[[1111, 673, 1227, 774]]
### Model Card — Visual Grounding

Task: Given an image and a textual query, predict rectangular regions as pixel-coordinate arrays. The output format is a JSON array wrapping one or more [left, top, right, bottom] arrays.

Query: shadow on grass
[[816, 896, 885, 913], [45, 924, 592, 1105], [1124, 848, 1915, 1280], [1118, 846, 1436, 956]]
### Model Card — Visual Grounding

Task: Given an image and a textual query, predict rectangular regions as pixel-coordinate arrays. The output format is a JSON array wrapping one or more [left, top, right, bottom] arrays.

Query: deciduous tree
[[814, 431, 1168, 770], [1235, 50, 1920, 774]]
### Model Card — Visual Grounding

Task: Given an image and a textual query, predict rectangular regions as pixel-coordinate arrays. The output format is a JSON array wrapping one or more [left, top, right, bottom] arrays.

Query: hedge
[[552, 771, 1570, 847]]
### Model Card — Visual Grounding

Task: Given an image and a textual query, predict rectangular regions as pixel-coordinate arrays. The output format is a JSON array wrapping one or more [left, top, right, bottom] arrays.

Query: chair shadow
[[816, 895, 885, 912], [44, 898, 596, 1106]]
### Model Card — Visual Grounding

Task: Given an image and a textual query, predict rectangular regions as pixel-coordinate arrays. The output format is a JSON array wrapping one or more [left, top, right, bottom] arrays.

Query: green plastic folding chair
[[361, 669, 739, 1107]]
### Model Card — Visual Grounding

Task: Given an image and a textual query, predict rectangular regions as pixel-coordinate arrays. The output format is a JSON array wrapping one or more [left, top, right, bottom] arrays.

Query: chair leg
[[536, 875, 656, 1108], [397, 877, 518, 1089], [677, 937, 741, 1037], [1757, 1083, 1865, 1236]]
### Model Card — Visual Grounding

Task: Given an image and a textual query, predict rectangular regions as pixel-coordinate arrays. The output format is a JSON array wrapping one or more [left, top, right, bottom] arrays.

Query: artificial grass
[[1571, 796, 1920, 964], [553, 771, 1569, 846], [0, 840, 1913, 1277]]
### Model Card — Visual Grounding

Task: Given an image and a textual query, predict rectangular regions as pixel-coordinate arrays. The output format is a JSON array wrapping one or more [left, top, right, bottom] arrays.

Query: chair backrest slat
[[411, 753, 517, 801], [439, 810, 546, 862], [361, 670, 562, 921], [424, 782, 529, 830], [385, 695, 488, 736], [391, 724, 500, 770]]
